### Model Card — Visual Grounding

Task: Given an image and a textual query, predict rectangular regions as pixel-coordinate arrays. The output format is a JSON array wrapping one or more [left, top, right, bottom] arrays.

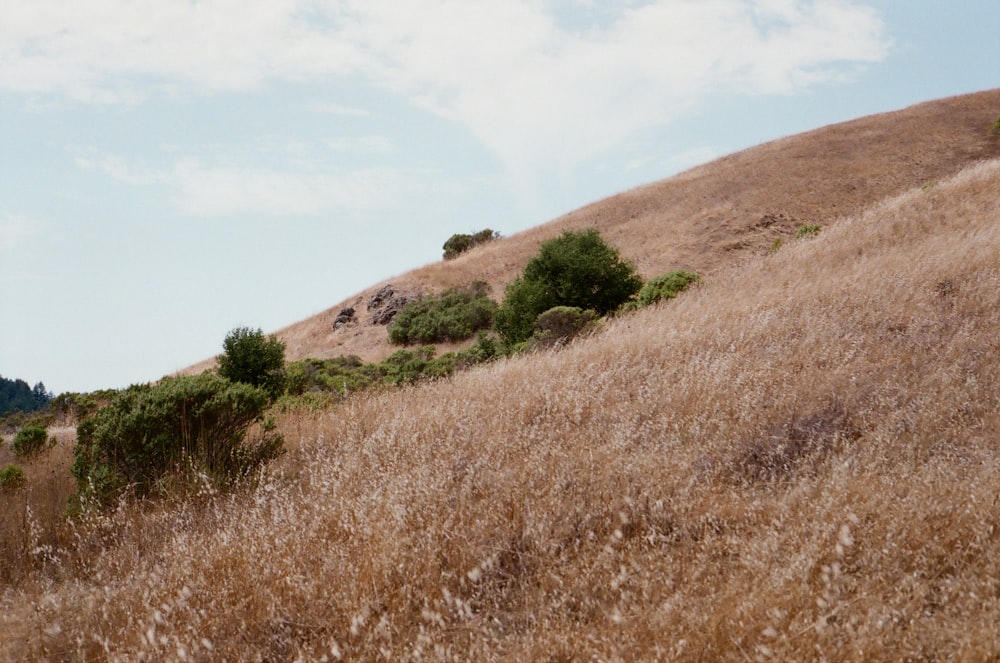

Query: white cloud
[[347, 0, 888, 172], [0, 0, 365, 99], [5, 1, 889, 173]]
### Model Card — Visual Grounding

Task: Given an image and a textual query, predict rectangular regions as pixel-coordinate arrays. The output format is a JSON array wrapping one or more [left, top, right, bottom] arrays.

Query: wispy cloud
[[75, 152, 165, 185], [6, 1, 889, 174], [168, 158, 384, 217], [73, 146, 439, 218]]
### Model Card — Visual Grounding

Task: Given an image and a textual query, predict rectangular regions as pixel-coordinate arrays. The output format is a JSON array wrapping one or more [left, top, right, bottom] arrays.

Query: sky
[[1, 1, 997, 394]]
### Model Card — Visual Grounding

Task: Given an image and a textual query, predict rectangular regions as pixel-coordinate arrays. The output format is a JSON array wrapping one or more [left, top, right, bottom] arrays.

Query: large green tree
[[494, 229, 642, 346], [217, 327, 287, 398]]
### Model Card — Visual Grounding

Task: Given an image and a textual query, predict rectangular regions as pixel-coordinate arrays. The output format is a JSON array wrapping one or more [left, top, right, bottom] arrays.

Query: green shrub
[[71, 374, 283, 507], [636, 270, 700, 307], [529, 306, 599, 350], [493, 278, 553, 350], [388, 283, 498, 345], [0, 465, 25, 492], [770, 238, 783, 253], [285, 337, 500, 398], [443, 229, 501, 259], [284, 356, 378, 397], [376, 346, 437, 385], [11, 424, 50, 458], [218, 326, 287, 398], [455, 333, 500, 368], [991, 116, 1000, 136], [795, 224, 822, 239], [495, 229, 641, 346]]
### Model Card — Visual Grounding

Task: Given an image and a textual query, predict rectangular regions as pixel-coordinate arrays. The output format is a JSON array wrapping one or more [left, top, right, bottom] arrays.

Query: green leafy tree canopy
[[495, 229, 642, 345], [218, 327, 287, 398], [443, 228, 501, 259]]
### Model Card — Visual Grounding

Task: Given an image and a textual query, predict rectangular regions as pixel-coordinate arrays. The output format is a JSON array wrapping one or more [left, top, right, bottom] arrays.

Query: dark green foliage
[[495, 229, 641, 346], [529, 306, 599, 350], [218, 326, 287, 398], [635, 270, 701, 307], [443, 228, 501, 259], [388, 283, 498, 345], [459, 333, 500, 367], [991, 116, 1000, 135], [283, 334, 501, 399], [0, 376, 50, 417], [0, 465, 25, 492], [795, 224, 822, 239], [71, 374, 283, 507], [493, 278, 554, 349], [11, 424, 50, 458], [377, 346, 438, 385], [285, 355, 374, 397]]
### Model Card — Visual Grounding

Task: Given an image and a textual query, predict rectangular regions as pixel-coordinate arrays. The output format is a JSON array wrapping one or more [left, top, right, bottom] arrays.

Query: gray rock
[[332, 307, 356, 329], [367, 284, 420, 325]]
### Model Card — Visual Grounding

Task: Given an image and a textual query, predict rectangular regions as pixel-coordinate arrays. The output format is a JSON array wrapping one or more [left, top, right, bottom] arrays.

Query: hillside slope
[[6, 150, 1000, 659], [253, 88, 999, 366]]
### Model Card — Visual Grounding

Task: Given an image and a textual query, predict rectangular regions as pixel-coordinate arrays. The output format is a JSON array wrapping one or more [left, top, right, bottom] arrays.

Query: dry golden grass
[[0, 427, 77, 585], [2, 141, 999, 659]]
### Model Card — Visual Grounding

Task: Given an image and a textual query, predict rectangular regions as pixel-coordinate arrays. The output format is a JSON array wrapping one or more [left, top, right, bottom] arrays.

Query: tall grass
[[2, 159, 999, 661]]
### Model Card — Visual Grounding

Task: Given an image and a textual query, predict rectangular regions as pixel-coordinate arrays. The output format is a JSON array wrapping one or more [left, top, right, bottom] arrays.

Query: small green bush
[[455, 333, 500, 368], [991, 116, 1000, 136], [218, 326, 287, 398], [11, 424, 50, 458], [388, 283, 498, 345], [529, 306, 599, 350], [72, 374, 283, 507], [636, 270, 701, 308], [795, 224, 822, 239], [443, 229, 501, 259], [0, 464, 25, 492]]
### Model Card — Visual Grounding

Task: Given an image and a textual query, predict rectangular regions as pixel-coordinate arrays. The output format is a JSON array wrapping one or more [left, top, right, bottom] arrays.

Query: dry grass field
[[2, 90, 1000, 661]]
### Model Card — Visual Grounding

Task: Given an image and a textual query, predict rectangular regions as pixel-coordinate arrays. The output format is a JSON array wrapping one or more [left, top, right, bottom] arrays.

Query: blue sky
[[1, 1, 997, 394]]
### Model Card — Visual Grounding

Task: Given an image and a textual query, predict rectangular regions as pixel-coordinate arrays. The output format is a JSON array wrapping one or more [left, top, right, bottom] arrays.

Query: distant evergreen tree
[[0, 376, 50, 417], [32, 382, 52, 406]]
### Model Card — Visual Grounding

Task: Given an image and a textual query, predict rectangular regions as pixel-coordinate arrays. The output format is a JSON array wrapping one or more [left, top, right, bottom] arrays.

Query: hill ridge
[[185, 88, 1000, 373]]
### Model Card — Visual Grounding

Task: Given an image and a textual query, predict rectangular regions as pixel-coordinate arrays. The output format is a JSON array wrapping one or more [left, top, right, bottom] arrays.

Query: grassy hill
[[251, 88, 1000, 366], [2, 89, 1000, 661]]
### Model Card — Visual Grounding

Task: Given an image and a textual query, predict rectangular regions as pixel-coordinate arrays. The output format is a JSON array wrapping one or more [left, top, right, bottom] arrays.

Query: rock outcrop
[[366, 285, 421, 325]]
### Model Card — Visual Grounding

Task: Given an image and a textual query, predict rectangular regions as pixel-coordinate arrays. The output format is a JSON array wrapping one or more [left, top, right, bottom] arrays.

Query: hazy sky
[[2, 1, 997, 394]]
